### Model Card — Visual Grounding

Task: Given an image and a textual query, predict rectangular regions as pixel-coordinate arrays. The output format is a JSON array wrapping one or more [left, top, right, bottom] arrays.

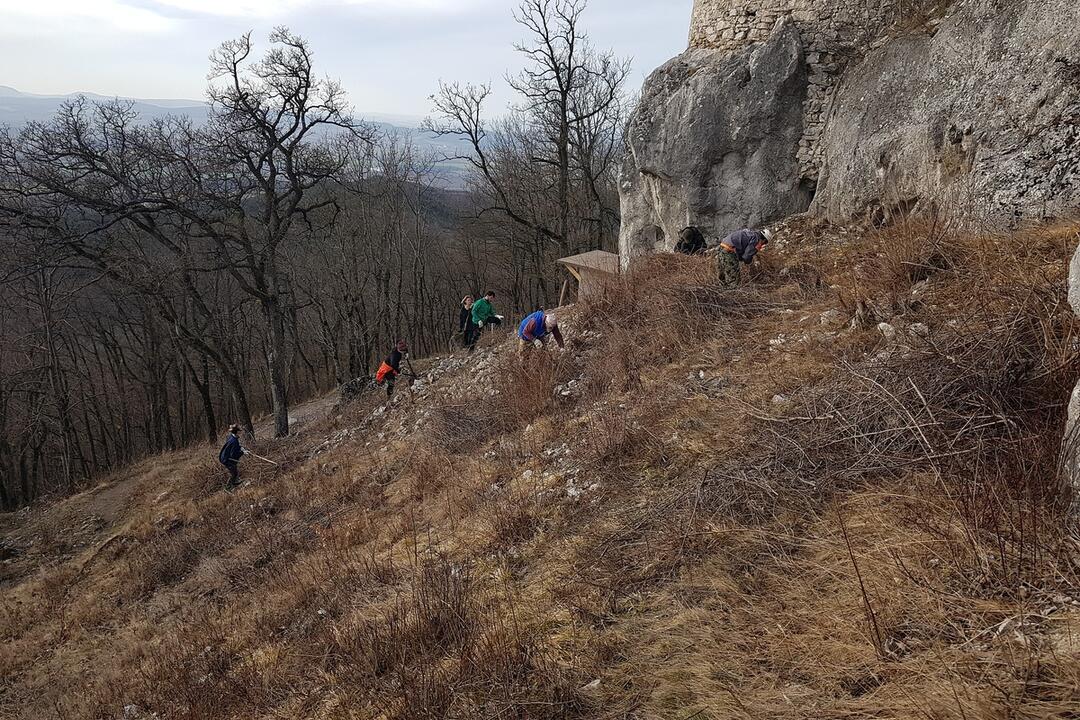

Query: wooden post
[[558, 279, 570, 308]]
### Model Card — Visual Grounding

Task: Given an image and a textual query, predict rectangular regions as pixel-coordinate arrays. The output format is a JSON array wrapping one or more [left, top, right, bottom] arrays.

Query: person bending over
[[717, 228, 772, 286], [517, 310, 565, 351]]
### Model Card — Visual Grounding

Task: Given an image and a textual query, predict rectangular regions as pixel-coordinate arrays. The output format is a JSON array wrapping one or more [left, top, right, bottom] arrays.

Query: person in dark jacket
[[675, 226, 707, 255], [468, 291, 503, 352], [517, 311, 565, 351], [376, 340, 409, 399], [718, 228, 772, 286], [218, 424, 248, 490], [459, 295, 479, 348]]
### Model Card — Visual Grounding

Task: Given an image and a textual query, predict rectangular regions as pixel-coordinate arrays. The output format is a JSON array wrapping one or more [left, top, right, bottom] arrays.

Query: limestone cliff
[[620, 0, 1080, 254], [620, 17, 810, 255], [814, 0, 1080, 223]]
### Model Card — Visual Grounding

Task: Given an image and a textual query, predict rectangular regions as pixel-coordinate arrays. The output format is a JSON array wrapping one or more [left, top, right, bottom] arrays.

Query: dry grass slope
[[2, 218, 1079, 720]]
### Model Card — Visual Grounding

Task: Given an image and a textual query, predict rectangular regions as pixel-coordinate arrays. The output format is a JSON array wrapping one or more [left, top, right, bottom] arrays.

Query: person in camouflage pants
[[717, 248, 741, 286], [717, 228, 772, 287]]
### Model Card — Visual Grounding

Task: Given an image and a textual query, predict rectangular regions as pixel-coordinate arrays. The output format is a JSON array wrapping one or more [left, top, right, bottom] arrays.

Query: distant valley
[[0, 86, 473, 188]]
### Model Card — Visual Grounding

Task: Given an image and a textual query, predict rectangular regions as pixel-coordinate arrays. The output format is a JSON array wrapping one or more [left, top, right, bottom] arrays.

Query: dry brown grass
[[2, 218, 1079, 720]]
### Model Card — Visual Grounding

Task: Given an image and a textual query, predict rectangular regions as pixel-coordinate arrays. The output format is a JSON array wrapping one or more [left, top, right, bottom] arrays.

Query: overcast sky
[[0, 0, 693, 119]]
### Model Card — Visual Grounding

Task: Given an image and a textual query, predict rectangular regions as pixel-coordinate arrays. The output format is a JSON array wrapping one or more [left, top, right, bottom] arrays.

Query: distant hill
[[0, 86, 472, 188]]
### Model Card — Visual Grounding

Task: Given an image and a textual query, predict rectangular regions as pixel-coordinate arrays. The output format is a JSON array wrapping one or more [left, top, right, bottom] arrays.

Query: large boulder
[[619, 17, 812, 257], [1066, 243, 1080, 517], [813, 0, 1080, 224]]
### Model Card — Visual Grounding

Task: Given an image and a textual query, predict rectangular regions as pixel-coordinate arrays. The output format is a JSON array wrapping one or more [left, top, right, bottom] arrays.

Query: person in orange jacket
[[375, 340, 409, 399]]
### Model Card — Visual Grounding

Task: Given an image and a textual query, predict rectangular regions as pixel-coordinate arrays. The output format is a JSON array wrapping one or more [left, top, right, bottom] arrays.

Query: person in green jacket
[[468, 290, 503, 352]]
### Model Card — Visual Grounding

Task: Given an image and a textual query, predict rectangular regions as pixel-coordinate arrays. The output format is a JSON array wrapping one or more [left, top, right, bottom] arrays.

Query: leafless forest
[[0, 0, 628, 508]]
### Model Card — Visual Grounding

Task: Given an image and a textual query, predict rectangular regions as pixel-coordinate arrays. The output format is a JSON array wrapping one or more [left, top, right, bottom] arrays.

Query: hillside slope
[[3, 219, 1080, 719]]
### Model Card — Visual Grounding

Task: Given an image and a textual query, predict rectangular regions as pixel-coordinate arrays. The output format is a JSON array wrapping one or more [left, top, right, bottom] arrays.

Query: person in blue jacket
[[218, 424, 248, 491], [517, 311, 565, 351]]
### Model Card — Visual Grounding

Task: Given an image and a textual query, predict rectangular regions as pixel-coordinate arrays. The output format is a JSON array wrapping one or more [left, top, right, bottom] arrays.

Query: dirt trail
[[0, 391, 341, 588], [0, 454, 172, 587], [251, 391, 338, 438]]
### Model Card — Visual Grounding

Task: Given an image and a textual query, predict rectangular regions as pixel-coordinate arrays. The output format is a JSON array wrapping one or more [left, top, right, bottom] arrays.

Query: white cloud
[[147, 0, 468, 19], [1, 0, 173, 32], [0, 0, 471, 36]]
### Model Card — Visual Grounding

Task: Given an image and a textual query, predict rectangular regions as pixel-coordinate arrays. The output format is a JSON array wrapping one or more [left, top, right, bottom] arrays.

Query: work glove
[[533, 339, 543, 349], [242, 449, 251, 455]]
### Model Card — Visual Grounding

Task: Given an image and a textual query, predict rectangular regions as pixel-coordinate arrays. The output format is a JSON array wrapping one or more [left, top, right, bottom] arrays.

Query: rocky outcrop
[[1067, 245, 1080, 515], [619, 17, 811, 256], [620, 0, 1080, 249], [813, 0, 1080, 224], [688, 0, 914, 180]]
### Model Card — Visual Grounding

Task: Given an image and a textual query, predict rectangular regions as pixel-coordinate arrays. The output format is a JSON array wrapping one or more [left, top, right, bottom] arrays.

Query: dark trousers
[[467, 317, 501, 352], [385, 375, 397, 398], [462, 323, 479, 349], [224, 461, 239, 488]]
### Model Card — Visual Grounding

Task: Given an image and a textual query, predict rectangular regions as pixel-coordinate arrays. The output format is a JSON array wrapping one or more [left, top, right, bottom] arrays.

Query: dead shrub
[[840, 217, 955, 322], [387, 664, 454, 719], [580, 254, 779, 380], [409, 555, 475, 654], [555, 478, 721, 622], [486, 490, 543, 552], [401, 445, 455, 501], [581, 327, 643, 397], [578, 408, 632, 467], [123, 619, 268, 720], [455, 608, 586, 718], [123, 533, 204, 598], [359, 549, 402, 586], [577, 405, 664, 476], [427, 399, 499, 454], [322, 550, 586, 718], [493, 350, 580, 425], [756, 273, 1078, 589], [778, 260, 826, 296], [333, 554, 476, 677], [428, 350, 580, 454]]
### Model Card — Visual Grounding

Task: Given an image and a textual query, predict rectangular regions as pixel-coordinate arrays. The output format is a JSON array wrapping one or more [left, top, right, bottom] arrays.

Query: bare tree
[[200, 28, 374, 436], [0, 29, 372, 438], [427, 0, 629, 306]]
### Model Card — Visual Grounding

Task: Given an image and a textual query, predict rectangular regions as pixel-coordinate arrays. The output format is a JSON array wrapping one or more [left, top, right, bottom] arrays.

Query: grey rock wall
[[688, 0, 911, 180], [619, 17, 811, 256], [1067, 245, 1080, 516], [813, 0, 1080, 224]]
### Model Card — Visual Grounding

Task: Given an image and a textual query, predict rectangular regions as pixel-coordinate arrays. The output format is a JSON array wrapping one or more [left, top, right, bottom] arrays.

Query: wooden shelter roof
[[556, 250, 620, 275]]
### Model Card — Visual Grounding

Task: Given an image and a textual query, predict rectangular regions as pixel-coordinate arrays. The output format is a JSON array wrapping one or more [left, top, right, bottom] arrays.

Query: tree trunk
[[191, 354, 218, 443], [263, 297, 290, 438], [225, 367, 255, 437]]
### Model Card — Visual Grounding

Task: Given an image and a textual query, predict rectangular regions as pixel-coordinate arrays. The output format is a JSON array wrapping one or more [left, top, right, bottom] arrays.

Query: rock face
[[619, 17, 811, 256], [813, 0, 1080, 224], [1067, 245, 1080, 514], [619, 0, 1080, 250], [688, 0, 912, 181]]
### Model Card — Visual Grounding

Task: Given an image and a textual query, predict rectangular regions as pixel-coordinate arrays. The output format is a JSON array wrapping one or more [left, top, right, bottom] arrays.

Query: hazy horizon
[[0, 0, 693, 118]]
